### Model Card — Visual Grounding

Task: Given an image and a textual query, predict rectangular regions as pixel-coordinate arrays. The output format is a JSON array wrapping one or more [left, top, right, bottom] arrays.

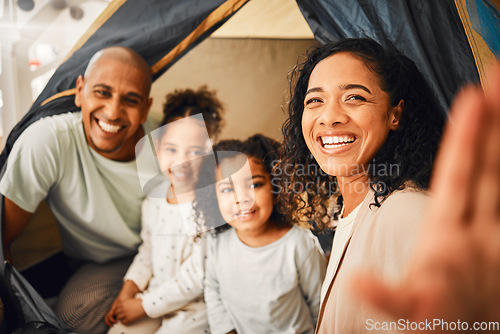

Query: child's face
[[215, 155, 275, 233], [155, 117, 211, 190]]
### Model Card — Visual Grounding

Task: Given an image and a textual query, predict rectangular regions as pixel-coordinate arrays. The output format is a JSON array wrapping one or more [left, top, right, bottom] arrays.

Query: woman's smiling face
[[301, 52, 402, 179]]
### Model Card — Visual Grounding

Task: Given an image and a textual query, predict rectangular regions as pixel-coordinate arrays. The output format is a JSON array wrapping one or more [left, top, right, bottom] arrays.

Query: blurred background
[[0, 0, 319, 155]]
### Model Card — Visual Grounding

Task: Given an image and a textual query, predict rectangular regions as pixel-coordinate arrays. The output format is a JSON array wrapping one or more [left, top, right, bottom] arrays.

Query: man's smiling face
[[75, 54, 152, 161]]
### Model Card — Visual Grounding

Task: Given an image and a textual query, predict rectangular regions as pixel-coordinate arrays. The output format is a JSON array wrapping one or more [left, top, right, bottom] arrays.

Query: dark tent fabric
[[466, 0, 499, 54], [458, 0, 500, 87], [295, 0, 482, 116], [0, 260, 67, 333]]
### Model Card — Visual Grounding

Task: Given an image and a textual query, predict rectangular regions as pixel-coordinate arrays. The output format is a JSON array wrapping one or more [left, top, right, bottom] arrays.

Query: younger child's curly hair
[[193, 134, 290, 234]]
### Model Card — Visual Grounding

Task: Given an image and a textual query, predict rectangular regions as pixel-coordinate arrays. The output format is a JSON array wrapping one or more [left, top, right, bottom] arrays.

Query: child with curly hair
[[193, 134, 326, 334], [105, 86, 224, 334]]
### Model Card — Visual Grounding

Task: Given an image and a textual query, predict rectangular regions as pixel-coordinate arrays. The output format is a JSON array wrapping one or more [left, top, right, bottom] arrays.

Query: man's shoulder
[[15, 112, 82, 150], [25, 111, 81, 134], [19, 111, 81, 139]]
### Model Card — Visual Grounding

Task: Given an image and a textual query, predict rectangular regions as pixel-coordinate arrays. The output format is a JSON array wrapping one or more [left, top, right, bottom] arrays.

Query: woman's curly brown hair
[[277, 38, 446, 230]]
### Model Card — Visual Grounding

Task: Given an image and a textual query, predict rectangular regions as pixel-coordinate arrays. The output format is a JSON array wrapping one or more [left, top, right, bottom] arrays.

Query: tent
[[0, 0, 497, 332]]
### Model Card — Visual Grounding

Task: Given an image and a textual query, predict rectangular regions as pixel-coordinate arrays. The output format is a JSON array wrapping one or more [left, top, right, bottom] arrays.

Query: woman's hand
[[353, 62, 500, 333]]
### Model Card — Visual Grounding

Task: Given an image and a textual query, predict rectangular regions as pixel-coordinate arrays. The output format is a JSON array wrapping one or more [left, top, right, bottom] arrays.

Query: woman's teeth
[[98, 120, 121, 133], [321, 136, 355, 148]]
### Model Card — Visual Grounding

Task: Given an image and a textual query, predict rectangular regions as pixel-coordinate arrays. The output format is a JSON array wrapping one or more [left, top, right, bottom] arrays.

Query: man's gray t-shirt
[[0, 112, 154, 263]]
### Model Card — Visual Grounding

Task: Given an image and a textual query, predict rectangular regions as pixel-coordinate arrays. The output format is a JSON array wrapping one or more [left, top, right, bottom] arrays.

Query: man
[[0, 46, 153, 333]]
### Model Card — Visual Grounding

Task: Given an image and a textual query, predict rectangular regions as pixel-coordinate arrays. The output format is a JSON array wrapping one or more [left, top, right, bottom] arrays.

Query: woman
[[355, 62, 500, 333], [277, 38, 446, 333]]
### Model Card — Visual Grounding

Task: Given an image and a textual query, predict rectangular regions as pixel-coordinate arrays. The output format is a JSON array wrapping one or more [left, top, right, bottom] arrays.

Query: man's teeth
[[98, 120, 121, 133], [321, 136, 355, 148]]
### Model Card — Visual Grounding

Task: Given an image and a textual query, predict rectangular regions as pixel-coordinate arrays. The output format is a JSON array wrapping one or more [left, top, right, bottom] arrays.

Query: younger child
[[193, 134, 327, 334], [105, 86, 224, 334]]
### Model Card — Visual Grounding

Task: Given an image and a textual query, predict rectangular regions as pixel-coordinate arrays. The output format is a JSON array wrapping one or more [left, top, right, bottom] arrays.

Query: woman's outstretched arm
[[353, 62, 500, 334]]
